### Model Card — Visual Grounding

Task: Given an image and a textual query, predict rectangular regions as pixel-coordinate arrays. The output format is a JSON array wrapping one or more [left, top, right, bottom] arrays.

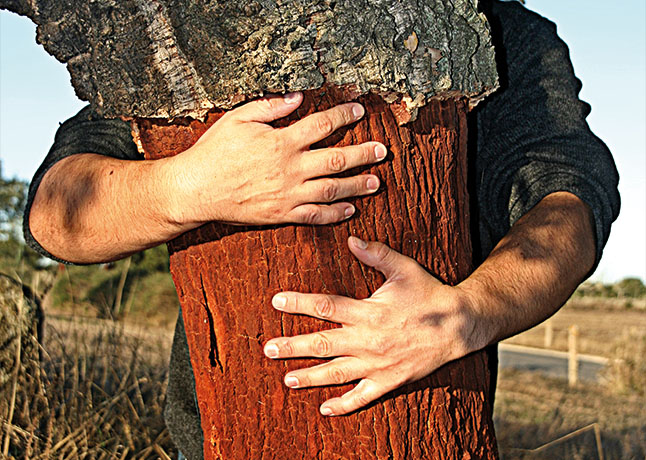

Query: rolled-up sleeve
[[475, 1, 620, 271], [23, 106, 141, 263]]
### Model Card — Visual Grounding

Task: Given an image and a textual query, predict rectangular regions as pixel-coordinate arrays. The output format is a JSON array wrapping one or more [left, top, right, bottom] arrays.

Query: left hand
[[263, 236, 481, 416]]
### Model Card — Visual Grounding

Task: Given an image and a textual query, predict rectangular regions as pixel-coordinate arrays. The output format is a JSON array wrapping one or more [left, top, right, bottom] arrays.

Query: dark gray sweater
[[24, 1, 620, 458]]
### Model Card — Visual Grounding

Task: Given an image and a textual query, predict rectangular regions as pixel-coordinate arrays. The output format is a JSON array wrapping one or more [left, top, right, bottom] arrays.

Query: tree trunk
[[134, 86, 498, 459], [2, 0, 501, 457]]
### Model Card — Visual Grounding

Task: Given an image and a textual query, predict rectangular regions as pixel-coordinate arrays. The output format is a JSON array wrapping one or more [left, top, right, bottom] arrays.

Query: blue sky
[[1, 1, 644, 282]]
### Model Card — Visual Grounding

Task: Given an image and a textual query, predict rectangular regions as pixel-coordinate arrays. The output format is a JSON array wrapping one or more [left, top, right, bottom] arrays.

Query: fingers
[[300, 142, 387, 178], [283, 357, 365, 389], [281, 172, 379, 225], [298, 175, 380, 204], [271, 292, 362, 325], [285, 103, 365, 149], [320, 379, 385, 416], [227, 92, 303, 123], [264, 328, 356, 360], [283, 203, 356, 225], [348, 237, 414, 279]]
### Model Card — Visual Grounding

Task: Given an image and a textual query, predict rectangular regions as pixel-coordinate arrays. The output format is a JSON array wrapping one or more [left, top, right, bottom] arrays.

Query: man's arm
[[29, 93, 386, 263], [262, 191, 595, 415]]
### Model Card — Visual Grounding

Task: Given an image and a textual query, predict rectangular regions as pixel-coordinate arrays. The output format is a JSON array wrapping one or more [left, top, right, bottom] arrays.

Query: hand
[[167, 92, 387, 226], [263, 237, 481, 416]]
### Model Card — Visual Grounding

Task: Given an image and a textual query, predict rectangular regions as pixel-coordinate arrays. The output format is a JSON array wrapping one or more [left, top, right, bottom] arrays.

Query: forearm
[[29, 153, 186, 263], [459, 191, 596, 350], [28, 95, 382, 264]]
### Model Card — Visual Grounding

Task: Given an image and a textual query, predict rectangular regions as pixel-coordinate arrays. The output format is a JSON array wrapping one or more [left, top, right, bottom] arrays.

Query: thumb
[[228, 92, 303, 123], [347, 236, 412, 279]]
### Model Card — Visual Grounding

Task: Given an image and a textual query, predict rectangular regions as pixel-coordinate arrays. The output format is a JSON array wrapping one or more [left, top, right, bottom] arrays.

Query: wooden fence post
[[544, 318, 554, 348], [568, 324, 579, 386]]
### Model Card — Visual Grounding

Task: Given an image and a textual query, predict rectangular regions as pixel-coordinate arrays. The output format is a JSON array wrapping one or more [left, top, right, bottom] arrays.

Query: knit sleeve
[[23, 106, 141, 263], [474, 1, 620, 272]]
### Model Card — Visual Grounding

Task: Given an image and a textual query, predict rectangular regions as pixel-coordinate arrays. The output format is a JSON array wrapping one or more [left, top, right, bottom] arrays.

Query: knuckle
[[315, 296, 335, 319], [269, 132, 288, 156], [369, 334, 391, 356], [298, 374, 311, 387], [281, 340, 295, 357], [316, 115, 334, 136], [375, 244, 392, 263], [328, 366, 347, 385], [266, 204, 283, 220], [322, 180, 339, 202], [366, 309, 384, 326], [262, 96, 279, 111], [392, 372, 409, 388], [355, 391, 371, 407], [312, 333, 332, 357], [301, 207, 321, 225], [328, 149, 347, 172], [363, 144, 375, 163]]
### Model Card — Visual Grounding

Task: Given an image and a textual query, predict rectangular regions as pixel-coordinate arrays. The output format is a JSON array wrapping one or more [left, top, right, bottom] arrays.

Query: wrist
[[147, 155, 202, 232], [452, 278, 497, 354]]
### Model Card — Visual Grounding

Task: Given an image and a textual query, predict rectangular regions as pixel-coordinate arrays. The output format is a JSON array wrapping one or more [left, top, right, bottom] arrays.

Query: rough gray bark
[[1, 0, 498, 120]]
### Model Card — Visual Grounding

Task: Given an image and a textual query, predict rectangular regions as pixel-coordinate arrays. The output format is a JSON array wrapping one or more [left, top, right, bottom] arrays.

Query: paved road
[[498, 343, 609, 382]]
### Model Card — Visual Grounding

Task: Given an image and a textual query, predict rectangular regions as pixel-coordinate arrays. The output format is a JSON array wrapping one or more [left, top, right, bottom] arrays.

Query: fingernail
[[351, 236, 368, 250], [284, 92, 301, 104], [344, 205, 355, 219], [264, 343, 279, 359], [367, 176, 379, 191], [285, 375, 299, 388], [352, 104, 365, 119], [320, 406, 333, 416], [272, 294, 287, 310], [375, 144, 387, 161]]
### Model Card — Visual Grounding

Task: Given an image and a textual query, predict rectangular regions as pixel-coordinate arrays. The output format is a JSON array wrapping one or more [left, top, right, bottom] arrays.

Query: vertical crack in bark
[[142, 96, 497, 459], [199, 273, 224, 373]]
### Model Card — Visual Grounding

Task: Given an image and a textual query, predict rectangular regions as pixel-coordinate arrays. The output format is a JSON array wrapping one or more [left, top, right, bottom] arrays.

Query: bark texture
[[135, 87, 498, 459], [1, 0, 498, 119], [3, 0, 501, 456]]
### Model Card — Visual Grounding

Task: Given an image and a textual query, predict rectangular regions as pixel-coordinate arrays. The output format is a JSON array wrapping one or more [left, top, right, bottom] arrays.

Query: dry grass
[[497, 299, 646, 459], [603, 328, 646, 397], [503, 299, 646, 358], [495, 369, 646, 459], [2, 298, 643, 459], [0, 317, 177, 459]]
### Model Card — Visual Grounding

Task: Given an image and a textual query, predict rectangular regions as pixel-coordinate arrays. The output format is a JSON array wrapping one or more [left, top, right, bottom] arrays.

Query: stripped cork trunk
[[135, 87, 498, 459]]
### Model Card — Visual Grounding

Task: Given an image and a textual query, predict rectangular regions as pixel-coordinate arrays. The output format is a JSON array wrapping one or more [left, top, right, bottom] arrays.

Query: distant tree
[[617, 278, 646, 298], [0, 162, 28, 243], [0, 163, 51, 284]]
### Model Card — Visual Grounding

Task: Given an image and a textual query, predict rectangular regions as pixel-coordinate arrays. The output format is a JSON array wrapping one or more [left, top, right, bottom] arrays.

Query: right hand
[[166, 92, 386, 226]]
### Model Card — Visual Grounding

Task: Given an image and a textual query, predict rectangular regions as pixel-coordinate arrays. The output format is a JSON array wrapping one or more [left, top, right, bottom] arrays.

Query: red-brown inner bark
[[134, 87, 498, 460]]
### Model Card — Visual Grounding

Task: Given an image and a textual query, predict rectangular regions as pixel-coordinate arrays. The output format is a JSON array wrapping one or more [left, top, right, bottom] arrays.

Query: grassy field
[[1, 295, 644, 459], [503, 297, 646, 358], [496, 297, 646, 459], [495, 369, 646, 459]]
